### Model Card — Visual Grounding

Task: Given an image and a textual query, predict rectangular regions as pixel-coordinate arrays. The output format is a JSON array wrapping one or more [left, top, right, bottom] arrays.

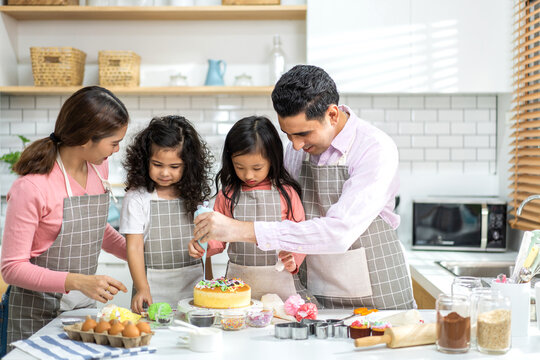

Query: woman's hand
[[278, 251, 297, 273], [65, 273, 127, 303], [131, 288, 153, 314], [188, 239, 205, 259]]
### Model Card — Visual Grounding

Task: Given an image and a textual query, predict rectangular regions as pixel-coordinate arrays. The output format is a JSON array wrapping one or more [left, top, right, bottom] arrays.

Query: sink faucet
[[517, 194, 540, 215]]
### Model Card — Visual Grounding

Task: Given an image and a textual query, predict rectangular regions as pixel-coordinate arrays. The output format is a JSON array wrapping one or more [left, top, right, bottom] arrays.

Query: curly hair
[[216, 116, 302, 221], [123, 115, 213, 214]]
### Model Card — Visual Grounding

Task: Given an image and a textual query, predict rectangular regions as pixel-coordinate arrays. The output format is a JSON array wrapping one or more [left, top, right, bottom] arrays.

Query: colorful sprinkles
[[195, 277, 246, 292]]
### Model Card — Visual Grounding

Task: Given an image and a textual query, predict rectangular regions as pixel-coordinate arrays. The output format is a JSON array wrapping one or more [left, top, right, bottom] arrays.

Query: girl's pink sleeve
[[281, 185, 306, 274], [0, 178, 68, 293], [101, 224, 127, 260]]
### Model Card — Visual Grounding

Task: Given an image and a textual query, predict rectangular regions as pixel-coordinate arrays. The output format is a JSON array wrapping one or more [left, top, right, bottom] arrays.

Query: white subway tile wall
[[0, 93, 498, 236]]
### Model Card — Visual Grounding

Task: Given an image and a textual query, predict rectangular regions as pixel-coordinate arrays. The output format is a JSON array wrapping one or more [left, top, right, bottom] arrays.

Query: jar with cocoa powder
[[436, 294, 470, 353]]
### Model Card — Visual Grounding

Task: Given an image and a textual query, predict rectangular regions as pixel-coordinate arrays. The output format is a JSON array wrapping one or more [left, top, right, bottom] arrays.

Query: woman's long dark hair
[[123, 115, 213, 215], [14, 86, 129, 175], [216, 116, 302, 221]]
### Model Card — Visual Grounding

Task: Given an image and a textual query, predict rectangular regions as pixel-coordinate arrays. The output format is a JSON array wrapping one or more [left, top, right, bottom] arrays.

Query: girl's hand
[[188, 239, 205, 259], [65, 273, 127, 303], [131, 288, 153, 314], [278, 251, 297, 273]]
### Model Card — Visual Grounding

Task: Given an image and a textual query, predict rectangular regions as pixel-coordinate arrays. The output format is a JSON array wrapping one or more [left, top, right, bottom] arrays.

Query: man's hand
[[193, 211, 256, 244]]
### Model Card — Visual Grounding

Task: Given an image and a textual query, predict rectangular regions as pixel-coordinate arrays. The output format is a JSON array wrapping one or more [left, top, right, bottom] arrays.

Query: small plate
[[61, 317, 83, 325]]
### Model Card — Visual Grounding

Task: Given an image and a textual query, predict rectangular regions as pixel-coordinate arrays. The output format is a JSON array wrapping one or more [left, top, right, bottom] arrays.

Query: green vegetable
[[148, 302, 172, 321], [0, 135, 30, 173]]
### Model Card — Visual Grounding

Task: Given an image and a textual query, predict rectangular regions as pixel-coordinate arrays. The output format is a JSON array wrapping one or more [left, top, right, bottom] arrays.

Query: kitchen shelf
[[0, 5, 306, 21], [0, 86, 274, 96]]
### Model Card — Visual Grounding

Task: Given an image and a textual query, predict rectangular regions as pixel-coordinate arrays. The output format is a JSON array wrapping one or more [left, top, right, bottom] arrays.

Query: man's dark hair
[[271, 65, 339, 121]]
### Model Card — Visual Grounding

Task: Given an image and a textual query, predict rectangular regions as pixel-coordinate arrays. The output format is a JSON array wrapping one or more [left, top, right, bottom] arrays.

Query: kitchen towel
[[11, 333, 157, 360]]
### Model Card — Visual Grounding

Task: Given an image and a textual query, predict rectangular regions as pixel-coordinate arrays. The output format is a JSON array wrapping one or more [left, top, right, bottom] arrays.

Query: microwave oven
[[412, 197, 507, 251]]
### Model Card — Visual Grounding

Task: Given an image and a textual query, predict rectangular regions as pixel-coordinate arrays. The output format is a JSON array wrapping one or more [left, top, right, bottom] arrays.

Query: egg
[[136, 321, 151, 334], [81, 316, 97, 331], [94, 319, 111, 334], [122, 321, 141, 338], [108, 319, 125, 335]]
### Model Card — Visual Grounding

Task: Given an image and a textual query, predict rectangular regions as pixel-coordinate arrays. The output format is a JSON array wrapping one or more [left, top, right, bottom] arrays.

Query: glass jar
[[470, 288, 499, 348], [246, 308, 273, 328], [234, 73, 253, 86], [220, 310, 246, 331], [169, 73, 188, 86], [451, 276, 482, 297], [476, 295, 512, 354], [436, 294, 470, 353]]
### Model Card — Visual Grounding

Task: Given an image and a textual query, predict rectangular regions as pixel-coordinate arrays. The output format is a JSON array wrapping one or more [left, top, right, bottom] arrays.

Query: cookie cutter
[[314, 322, 328, 339], [274, 322, 293, 339], [290, 323, 309, 340], [325, 319, 344, 337], [300, 318, 325, 335], [334, 324, 350, 338]]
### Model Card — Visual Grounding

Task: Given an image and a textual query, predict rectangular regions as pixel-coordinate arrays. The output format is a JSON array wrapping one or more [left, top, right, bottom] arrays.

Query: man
[[193, 65, 415, 309]]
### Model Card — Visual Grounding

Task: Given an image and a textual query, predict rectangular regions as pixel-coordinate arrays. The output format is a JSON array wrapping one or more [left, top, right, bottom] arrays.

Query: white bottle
[[269, 34, 286, 85]]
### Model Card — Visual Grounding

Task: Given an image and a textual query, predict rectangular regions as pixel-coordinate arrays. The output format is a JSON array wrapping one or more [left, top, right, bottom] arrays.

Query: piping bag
[[194, 200, 212, 278]]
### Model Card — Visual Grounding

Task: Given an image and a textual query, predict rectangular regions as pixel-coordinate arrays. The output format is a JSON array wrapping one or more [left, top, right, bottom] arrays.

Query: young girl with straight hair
[[189, 116, 315, 303]]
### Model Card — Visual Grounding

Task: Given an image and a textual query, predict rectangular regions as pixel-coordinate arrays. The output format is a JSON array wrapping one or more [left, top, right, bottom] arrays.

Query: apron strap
[[56, 153, 74, 197], [90, 163, 118, 204], [56, 153, 117, 203]]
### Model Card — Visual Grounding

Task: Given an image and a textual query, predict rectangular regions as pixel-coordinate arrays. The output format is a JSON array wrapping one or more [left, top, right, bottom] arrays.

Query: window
[[511, 0, 540, 230]]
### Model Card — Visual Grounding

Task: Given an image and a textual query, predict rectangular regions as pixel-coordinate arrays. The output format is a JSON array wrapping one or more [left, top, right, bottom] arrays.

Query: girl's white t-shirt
[[120, 187, 162, 242]]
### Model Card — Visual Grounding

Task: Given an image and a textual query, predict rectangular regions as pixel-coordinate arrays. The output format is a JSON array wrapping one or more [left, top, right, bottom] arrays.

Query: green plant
[[1, 135, 30, 173]]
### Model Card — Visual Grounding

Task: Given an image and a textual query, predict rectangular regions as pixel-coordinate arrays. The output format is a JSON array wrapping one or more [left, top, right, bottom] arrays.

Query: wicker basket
[[98, 51, 141, 87], [7, 0, 78, 5], [30, 47, 86, 87]]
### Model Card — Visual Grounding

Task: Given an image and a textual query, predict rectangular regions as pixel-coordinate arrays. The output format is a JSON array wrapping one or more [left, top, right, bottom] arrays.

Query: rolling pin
[[354, 323, 436, 349]]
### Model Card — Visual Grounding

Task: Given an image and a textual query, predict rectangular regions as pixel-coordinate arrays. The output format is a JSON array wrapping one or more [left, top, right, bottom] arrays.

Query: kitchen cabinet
[[307, 0, 512, 93], [0, 5, 306, 93], [412, 278, 435, 309]]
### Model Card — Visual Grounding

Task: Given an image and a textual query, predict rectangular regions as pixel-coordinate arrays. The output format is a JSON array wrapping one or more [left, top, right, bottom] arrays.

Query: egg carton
[[63, 322, 154, 348]]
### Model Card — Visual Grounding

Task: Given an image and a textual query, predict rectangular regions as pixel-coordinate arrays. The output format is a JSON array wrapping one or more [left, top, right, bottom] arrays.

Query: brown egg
[[122, 321, 141, 338], [136, 321, 151, 334], [94, 319, 111, 334], [108, 319, 125, 335], [81, 315, 97, 331]]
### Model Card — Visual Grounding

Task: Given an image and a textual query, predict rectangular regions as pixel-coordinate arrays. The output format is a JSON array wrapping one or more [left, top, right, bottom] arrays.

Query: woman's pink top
[[207, 179, 305, 273], [1, 160, 126, 293]]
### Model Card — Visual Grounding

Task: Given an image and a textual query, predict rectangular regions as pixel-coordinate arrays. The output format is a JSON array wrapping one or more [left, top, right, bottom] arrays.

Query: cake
[[193, 278, 251, 309], [349, 319, 371, 339], [371, 321, 391, 336]]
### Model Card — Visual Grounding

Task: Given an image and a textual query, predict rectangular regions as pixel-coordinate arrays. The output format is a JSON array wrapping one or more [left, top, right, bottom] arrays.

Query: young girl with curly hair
[[120, 115, 213, 313]]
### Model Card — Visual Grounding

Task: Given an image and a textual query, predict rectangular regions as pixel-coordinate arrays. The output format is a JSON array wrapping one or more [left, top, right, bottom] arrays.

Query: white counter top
[[4, 308, 540, 360], [405, 248, 518, 298]]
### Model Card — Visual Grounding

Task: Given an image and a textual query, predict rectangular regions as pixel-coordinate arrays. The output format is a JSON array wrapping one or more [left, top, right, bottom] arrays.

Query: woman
[[0, 86, 130, 347]]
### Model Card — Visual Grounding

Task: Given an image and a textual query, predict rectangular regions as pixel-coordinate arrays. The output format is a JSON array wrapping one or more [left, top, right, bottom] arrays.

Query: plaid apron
[[226, 188, 317, 304], [298, 140, 415, 310], [143, 193, 202, 305], [7, 155, 111, 345]]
